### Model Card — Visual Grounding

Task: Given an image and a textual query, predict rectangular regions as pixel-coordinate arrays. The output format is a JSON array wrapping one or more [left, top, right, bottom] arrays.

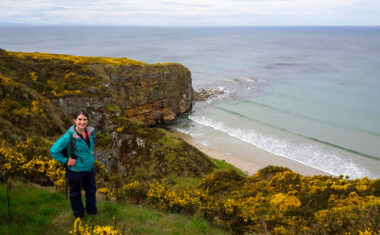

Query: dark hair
[[73, 110, 89, 120]]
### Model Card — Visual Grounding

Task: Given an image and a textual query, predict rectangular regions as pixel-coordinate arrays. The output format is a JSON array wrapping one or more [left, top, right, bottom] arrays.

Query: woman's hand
[[67, 158, 77, 166]]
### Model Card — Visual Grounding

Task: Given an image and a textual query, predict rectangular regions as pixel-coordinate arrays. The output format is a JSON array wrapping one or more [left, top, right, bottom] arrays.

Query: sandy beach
[[172, 131, 330, 177]]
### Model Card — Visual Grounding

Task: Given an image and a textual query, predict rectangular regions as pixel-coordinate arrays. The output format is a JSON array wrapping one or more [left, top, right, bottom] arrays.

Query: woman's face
[[74, 114, 88, 131]]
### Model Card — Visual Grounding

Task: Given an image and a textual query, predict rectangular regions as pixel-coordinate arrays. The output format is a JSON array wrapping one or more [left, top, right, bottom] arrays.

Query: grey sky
[[0, 0, 379, 26]]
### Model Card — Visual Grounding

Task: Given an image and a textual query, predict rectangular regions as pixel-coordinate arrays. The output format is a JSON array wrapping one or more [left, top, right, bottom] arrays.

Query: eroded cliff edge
[[0, 49, 214, 184], [5, 50, 192, 125], [115, 64, 193, 125]]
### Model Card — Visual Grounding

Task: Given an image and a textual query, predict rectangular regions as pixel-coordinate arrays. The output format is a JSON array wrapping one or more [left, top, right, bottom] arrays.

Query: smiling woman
[[50, 110, 97, 219]]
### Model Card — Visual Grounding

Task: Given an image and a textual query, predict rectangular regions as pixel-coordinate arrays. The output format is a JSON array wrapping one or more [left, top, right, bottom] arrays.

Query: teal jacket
[[50, 126, 95, 172]]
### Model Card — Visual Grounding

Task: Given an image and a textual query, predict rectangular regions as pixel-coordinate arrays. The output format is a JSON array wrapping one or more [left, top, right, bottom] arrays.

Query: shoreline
[[172, 131, 331, 177]]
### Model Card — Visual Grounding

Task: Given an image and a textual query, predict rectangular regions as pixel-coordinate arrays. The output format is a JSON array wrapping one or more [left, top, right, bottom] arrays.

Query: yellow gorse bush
[[146, 182, 206, 213], [0, 138, 66, 190], [0, 75, 44, 116], [68, 218, 121, 235], [357, 228, 380, 235], [3, 51, 182, 101], [98, 167, 380, 234], [0, 138, 106, 191], [29, 72, 38, 81], [122, 181, 140, 191], [98, 187, 119, 200], [270, 193, 301, 211], [3, 134, 378, 234], [9, 51, 146, 67], [0, 74, 54, 134], [222, 198, 236, 215]]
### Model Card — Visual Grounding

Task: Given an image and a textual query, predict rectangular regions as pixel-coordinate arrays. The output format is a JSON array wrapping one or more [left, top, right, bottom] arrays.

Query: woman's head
[[73, 110, 89, 130]]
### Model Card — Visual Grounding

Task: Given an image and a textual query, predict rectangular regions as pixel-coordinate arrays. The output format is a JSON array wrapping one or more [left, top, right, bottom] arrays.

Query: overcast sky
[[1, 0, 379, 26]]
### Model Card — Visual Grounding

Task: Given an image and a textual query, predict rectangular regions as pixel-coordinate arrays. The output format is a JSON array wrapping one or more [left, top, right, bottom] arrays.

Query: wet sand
[[172, 131, 330, 177]]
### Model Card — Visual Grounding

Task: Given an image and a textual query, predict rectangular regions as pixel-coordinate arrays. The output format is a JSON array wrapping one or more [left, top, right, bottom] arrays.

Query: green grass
[[164, 174, 202, 190], [162, 157, 247, 190], [0, 181, 228, 235], [105, 104, 121, 113], [0, 181, 68, 235], [208, 157, 247, 177], [58, 202, 229, 235]]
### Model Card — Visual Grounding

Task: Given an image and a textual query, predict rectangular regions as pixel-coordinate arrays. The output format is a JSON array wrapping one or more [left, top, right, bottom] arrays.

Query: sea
[[1, 26, 379, 179]]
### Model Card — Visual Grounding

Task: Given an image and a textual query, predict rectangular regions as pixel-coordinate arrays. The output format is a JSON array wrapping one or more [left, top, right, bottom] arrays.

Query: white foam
[[172, 128, 190, 135], [205, 88, 233, 104], [189, 115, 372, 178], [172, 128, 202, 138], [197, 140, 210, 147]]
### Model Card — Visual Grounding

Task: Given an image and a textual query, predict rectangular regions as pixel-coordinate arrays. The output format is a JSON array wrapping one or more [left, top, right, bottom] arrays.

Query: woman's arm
[[50, 133, 71, 165]]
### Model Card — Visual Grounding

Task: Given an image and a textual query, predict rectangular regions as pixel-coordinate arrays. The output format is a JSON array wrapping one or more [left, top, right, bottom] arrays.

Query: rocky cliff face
[[3, 50, 192, 126], [113, 64, 193, 126], [0, 49, 215, 185]]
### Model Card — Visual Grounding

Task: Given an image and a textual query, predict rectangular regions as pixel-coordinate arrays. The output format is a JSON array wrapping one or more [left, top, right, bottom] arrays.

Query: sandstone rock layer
[[114, 64, 192, 125]]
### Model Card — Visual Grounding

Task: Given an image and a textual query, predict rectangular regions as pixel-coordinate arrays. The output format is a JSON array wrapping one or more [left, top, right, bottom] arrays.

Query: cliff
[[4, 50, 193, 126], [0, 49, 214, 184], [116, 64, 193, 125]]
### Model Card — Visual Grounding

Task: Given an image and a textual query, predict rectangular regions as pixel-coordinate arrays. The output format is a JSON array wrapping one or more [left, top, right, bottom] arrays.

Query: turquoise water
[[182, 78, 380, 178], [180, 68, 380, 178], [1, 26, 379, 178]]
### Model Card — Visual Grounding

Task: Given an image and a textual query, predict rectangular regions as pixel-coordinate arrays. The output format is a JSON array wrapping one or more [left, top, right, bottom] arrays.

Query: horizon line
[[1, 23, 380, 28]]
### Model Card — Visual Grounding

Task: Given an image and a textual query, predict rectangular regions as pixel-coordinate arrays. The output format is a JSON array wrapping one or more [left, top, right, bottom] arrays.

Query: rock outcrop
[[193, 88, 224, 102], [115, 64, 193, 126], [3, 50, 192, 126], [0, 49, 215, 184]]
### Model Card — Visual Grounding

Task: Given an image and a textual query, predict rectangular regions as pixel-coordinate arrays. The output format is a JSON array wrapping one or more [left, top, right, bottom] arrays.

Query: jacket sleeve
[[50, 133, 70, 165]]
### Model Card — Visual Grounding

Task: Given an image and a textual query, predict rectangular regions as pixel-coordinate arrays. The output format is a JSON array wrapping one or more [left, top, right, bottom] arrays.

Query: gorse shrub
[[1, 111, 379, 234], [197, 169, 244, 194], [0, 74, 69, 140], [0, 138, 106, 190], [98, 167, 380, 234], [9, 51, 146, 67], [0, 138, 66, 189], [68, 218, 121, 235]]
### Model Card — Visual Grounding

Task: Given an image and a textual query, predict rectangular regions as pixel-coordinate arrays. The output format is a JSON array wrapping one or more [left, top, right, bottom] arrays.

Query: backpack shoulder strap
[[68, 132, 76, 158]]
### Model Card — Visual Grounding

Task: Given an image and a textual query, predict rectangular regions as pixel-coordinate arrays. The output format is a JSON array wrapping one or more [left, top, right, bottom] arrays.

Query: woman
[[50, 110, 97, 218]]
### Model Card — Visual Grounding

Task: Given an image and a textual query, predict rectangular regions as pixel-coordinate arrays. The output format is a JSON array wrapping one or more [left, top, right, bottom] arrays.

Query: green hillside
[[1, 49, 380, 234], [0, 181, 227, 235]]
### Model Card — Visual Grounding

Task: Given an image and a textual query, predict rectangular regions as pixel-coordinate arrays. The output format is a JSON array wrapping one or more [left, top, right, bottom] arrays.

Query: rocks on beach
[[193, 88, 225, 102]]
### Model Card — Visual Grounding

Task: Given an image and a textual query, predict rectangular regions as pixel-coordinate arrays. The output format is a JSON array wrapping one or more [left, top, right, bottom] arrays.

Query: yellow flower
[[270, 193, 301, 211]]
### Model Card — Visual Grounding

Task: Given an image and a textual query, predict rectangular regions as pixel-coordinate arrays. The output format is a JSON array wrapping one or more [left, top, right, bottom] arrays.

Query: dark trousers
[[67, 167, 97, 218]]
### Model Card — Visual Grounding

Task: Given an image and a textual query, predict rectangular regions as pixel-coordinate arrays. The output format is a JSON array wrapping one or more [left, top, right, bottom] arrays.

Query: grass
[[164, 175, 202, 190], [208, 157, 247, 177], [0, 181, 228, 235], [166, 159, 247, 190], [105, 104, 121, 113], [161, 156, 247, 190], [0, 181, 68, 235]]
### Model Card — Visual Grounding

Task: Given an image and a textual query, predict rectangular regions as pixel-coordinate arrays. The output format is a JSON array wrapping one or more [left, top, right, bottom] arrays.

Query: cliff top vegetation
[[8, 51, 148, 66]]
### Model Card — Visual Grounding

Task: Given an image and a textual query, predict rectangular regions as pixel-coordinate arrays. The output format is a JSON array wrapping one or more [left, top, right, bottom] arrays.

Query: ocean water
[[1, 26, 379, 178]]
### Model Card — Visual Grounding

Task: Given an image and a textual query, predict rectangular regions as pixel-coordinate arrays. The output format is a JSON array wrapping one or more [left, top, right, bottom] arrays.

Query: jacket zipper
[[76, 136, 91, 164]]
